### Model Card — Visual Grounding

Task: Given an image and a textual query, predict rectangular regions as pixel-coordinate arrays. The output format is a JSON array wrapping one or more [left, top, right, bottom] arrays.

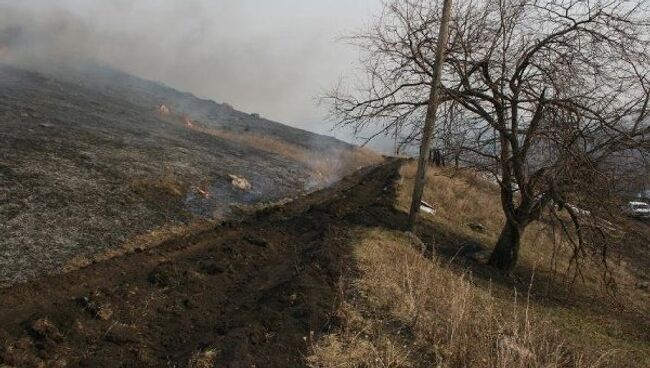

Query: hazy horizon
[[0, 0, 394, 148]]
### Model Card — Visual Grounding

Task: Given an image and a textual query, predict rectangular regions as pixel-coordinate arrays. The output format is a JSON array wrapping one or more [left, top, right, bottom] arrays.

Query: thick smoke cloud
[[0, 0, 383, 145]]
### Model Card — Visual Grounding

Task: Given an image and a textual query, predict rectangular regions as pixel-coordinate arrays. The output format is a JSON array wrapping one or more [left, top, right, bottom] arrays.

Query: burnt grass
[[0, 63, 357, 287], [0, 158, 402, 367]]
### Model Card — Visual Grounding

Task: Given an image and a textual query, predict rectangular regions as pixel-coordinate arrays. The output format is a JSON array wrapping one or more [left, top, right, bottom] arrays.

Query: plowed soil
[[0, 159, 403, 368]]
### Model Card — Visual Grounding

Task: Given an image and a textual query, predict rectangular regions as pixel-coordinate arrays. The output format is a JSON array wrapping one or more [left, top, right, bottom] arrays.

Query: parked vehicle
[[623, 201, 650, 219]]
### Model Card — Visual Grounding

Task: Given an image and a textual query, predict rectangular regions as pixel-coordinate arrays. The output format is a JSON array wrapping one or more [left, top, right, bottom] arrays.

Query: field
[[1, 160, 647, 367]]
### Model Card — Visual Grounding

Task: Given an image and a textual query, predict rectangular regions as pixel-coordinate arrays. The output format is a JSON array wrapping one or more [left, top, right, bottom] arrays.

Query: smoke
[[0, 0, 381, 143]]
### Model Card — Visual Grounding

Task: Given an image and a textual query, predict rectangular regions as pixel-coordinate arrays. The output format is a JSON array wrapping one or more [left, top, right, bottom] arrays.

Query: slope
[[0, 63, 378, 287]]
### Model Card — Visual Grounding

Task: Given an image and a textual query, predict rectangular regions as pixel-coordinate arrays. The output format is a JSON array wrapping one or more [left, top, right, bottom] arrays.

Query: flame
[[155, 104, 194, 129]]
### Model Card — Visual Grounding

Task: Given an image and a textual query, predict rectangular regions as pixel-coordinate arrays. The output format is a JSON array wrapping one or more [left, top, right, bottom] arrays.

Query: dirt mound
[[0, 159, 402, 367]]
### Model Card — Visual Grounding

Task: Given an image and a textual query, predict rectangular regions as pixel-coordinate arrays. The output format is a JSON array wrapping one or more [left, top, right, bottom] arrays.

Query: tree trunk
[[488, 217, 526, 272]]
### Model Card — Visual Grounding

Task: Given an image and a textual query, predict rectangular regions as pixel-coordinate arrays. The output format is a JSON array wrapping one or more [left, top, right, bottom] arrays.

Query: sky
[[0, 0, 387, 146]]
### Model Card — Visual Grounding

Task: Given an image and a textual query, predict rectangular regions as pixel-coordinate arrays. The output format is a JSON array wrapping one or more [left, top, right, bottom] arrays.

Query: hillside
[[0, 160, 647, 367], [310, 162, 650, 367], [0, 63, 378, 287]]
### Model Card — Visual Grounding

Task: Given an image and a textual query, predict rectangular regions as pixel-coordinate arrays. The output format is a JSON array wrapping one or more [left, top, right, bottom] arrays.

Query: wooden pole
[[408, 0, 453, 228]]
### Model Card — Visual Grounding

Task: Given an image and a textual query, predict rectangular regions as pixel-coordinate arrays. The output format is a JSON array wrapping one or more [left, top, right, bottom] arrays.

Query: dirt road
[[0, 159, 403, 367]]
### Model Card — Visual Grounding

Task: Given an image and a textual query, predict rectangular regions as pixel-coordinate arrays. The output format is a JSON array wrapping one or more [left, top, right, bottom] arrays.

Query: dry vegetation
[[309, 228, 610, 368], [397, 163, 650, 307], [308, 162, 649, 367], [128, 172, 186, 201], [189, 124, 382, 186], [187, 348, 218, 368]]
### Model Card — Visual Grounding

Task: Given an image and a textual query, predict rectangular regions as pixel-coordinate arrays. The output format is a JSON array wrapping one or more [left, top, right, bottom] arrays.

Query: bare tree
[[327, 0, 650, 271], [435, 102, 482, 167]]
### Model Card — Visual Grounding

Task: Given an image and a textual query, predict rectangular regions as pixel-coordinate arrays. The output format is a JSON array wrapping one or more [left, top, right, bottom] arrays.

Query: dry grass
[[187, 348, 218, 368], [308, 228, 612, 368], [128, 172, 186, 199], [310, 162, 649, 367], [194, 125, 306, 161], [397, 162, 647, 300], [189, 124, 382, 187], [396, 163, 506, 245]]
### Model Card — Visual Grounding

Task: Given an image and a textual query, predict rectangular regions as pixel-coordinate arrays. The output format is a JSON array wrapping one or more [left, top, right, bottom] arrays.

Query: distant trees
[[328, 0, 650, 271]]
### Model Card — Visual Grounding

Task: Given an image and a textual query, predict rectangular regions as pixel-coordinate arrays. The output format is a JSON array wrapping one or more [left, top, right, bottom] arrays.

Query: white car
[[623, 201, 650, 219]]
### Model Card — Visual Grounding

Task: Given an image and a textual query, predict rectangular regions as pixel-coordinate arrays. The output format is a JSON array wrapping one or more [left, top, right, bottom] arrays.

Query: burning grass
[[1, 62, 380, 289]]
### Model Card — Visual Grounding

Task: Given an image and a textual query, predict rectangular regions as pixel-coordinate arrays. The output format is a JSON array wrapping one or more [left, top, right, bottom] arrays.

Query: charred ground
[[0, 63, 373, 287], [0, 157, 401, 368]]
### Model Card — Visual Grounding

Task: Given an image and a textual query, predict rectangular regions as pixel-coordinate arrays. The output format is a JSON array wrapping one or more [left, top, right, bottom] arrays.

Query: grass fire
[[0, 1, 649, 367]]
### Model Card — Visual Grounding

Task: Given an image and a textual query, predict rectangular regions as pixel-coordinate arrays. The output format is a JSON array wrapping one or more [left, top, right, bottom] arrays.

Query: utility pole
[[408, 0, 453, 228], [394, 123, 401, 156]]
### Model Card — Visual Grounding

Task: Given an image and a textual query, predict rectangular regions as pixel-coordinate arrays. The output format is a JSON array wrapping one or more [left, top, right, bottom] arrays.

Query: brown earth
[[0, 158, 403, 368]]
